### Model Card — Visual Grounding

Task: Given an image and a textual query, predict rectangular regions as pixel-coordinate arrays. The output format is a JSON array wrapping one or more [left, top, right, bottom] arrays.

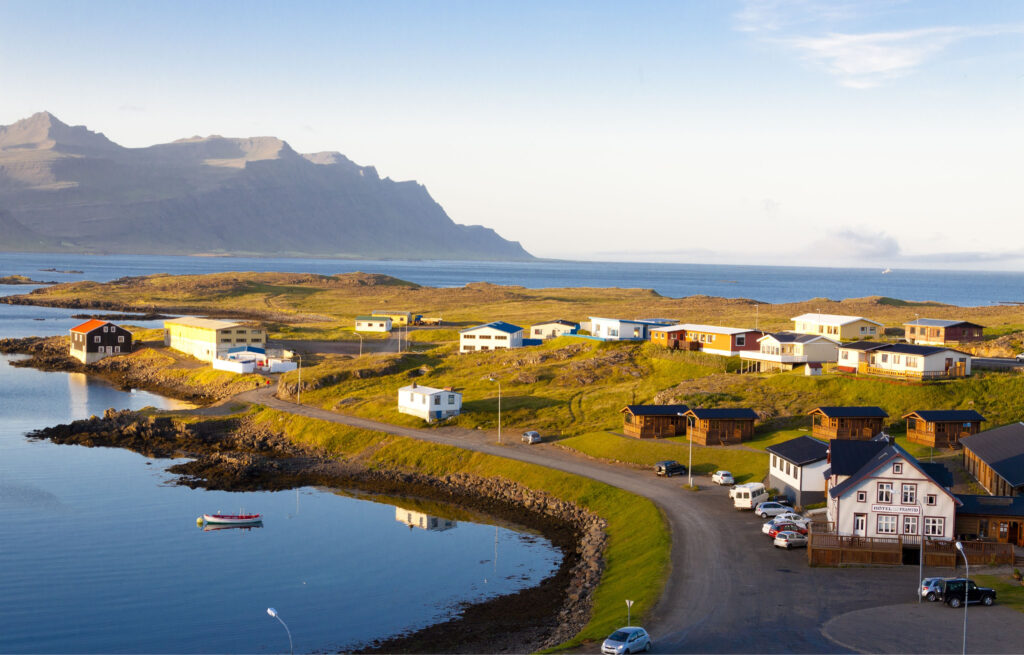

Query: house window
[[534, 329, 542, 335], [463, 334, 475, 339], [94, 336, 101, 343], [861, 326, 867, 333], [877, 515, 898, 534], [462, 345, 475, 351], [924, 517, 945, 537], [494, 335, 507, 340], [877, 482, 893, 503], [735, 335, 745, 347], [433, 396, 440, 405], [114, 346, 120, 353], [118, 336, 125, 343], [609, 329, 619, 337], [841, 351, 849, 360], [409, 393, 415, 402], [925, 494, 937, 506], [893, 355, 901, 365], [893, 463, 903, 475], [477, 334, 491, 339], [901, 484, 916, 504], [909, 326, 916, 334], [903, 515, 919, 535], [448, 395, 455, 405], [856, 491, 867, 502], [881, 353, 888, 363]]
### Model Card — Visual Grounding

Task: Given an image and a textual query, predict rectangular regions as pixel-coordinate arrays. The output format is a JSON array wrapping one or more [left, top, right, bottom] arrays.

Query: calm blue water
[[0, 337, 560, 652], [2, 251, 1022, 306]]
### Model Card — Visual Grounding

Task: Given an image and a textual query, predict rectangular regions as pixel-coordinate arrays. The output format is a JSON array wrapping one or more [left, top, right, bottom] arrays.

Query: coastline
[[28, 409, 604, 653]]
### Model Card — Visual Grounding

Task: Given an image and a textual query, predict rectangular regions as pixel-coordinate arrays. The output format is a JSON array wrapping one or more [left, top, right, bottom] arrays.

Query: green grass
[[244, 407, 671, 649], [558, 431, 769, 484], [974, 574, 1024, 613]]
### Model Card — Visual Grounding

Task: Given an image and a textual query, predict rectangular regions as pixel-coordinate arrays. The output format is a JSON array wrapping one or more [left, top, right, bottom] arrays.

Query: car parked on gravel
[[767, 522, 808, 538], [711, 470, 734, 485], [655, 460, 687, 477], [773, 530, 808, 549], [940, 579, 997, 608], [773, 512, 808, 525], [755, 501, 793, 518], [601, 626, 652, 654], [761, 515, 808, 535], [521, 430, 542, 444]]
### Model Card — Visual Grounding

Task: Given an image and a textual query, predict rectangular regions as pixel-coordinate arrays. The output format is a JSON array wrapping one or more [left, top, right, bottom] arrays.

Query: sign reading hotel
[[871, 504, 921, 515]]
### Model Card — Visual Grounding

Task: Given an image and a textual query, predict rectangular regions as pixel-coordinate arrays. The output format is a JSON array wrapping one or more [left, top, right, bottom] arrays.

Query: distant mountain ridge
[[0, 112, 532, 260]]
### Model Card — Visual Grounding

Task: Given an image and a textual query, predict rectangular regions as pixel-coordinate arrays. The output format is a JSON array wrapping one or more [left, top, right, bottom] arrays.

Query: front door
[[854, 514, 867, 538], [1010, 522, 1020, 546]]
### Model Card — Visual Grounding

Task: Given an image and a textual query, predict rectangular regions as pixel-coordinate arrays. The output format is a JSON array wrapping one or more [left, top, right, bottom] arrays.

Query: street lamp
[[266, 607, 293, 655], [354, 331, 364, 357], [955, 542, 968, 655], [917, 496, 923, 604], [488, 377, 502, 444], [625, 599, 634, 626], [295, 353, 302, 405], [678, 412, 692, 486]]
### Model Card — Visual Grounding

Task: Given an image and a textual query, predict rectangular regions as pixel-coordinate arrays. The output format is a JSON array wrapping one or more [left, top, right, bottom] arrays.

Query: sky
[[1, 0, 1022, 268]]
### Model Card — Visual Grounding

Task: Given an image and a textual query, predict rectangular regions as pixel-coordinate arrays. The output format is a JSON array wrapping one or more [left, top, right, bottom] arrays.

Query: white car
[[774, 530, 808, 549], [711, 470, 734, 485], [601, 627, 652, 654], [755, 501, 793, 518], [1016, 353, 1024, 362], [521, 430, 542, 444]]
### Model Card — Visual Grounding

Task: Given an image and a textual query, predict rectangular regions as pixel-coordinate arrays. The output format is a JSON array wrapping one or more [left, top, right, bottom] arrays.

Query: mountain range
[[0, 112, 532, 260]]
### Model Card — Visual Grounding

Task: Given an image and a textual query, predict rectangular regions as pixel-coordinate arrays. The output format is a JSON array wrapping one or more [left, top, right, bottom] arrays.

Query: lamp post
[[917, 497, 923, 604], [295, 354, 301, 405], [955, 542, 968, 655], [266, 607, 293, 655], [625, 599, 634, 626], [488, 377, 502, 444], [678, 412, 692, 486], [355, 331, 363, 357]]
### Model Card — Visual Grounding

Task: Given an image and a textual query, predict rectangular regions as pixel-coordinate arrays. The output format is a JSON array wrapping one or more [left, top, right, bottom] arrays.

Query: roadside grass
[[973, 574, 1024, 613], [745, 427, 814, 451], [245, 407, 671, 649], [557, 431, 769, 484]]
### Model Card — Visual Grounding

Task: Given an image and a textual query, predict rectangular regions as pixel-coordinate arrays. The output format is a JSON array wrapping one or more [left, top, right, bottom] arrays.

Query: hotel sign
[[871, 504, 920, 515]]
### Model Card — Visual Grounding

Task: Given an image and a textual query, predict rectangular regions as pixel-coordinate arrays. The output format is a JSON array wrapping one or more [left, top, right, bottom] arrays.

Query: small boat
[[200, 513, 263, 525], [882, 268, 892, 274]]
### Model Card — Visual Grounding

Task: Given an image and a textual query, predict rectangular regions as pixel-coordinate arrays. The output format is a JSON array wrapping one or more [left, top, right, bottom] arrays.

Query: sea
[[2, 252, 1023, 306]]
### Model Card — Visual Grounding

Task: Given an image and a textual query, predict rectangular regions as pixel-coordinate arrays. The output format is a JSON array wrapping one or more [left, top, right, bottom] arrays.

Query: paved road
[[275, 326, 441, 357], [971, 356, 1023, 371], [235, 388, 1023, 653]]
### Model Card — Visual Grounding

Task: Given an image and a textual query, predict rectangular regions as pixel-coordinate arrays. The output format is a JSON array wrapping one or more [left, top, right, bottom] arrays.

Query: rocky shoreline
[[28, 409, 606, 653]]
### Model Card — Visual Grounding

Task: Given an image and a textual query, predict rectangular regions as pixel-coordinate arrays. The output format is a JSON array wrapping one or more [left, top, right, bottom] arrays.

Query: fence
[[808, 523, 1016, 567]]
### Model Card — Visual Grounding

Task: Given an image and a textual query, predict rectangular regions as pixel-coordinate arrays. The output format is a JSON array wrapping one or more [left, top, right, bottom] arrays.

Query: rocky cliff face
[[0, 112, 532, 260]]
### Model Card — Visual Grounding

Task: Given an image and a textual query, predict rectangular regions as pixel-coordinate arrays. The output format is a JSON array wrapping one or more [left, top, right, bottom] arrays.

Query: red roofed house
[[69, 319, 133, 364]]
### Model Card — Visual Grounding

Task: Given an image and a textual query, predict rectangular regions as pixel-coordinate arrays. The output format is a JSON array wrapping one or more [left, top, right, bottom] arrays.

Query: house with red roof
[[69, 319, 132, 364]]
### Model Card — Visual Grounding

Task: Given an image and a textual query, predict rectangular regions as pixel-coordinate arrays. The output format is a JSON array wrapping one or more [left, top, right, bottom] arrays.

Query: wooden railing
[[808, 522, 1015, 566]]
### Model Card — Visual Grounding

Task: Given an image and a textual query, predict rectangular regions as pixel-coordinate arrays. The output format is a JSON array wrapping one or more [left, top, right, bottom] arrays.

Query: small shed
[[355, 315, 392, 332], [620, 404, 689, 439], [683, 408, 758, 445], [809, 406, 888, 441], [903, 410, 985, 449]]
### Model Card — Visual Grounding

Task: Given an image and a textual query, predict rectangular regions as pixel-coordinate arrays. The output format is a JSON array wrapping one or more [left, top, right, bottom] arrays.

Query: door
[[854, 514, 867, 538], [1010, 522, 1020, 546]]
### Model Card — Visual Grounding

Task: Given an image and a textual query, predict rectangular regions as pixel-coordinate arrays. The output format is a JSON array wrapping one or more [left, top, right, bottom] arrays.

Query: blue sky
[[1, 1, 1022, 267]]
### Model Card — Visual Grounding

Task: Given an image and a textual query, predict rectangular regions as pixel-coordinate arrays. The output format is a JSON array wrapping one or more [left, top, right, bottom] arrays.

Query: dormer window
[[892, 462, 903, 475], [856, 491, 867, 502]]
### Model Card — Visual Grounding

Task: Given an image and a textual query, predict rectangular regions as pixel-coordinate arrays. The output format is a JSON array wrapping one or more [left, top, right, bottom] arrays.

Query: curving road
[[235, 388, 1020, 653]]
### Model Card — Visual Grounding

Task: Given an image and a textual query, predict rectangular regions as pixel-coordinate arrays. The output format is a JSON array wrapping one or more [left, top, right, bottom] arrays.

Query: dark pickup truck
[[939, 578, 997, 608]]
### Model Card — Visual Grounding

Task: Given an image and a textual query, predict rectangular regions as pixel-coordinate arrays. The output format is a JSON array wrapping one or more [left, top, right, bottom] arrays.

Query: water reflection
[[67, 371, 89, 417], [394, 506, 457, 532], [202, 522, 264, 532]]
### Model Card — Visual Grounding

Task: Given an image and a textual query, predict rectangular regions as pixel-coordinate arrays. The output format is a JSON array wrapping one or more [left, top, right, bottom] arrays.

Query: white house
[[837, 342, 971, 380], [459, 321, 523, 353], [766, 436, 829, 507], [739, 332, 839, 371], [397, 383, 462, 422], [394, 506, 457, 531], [355, 315, 392, 333], [826, 438, 959, 540], [589, 317, 674, 341], [529, 319, 579, 340], [791, 313, 882, 340]]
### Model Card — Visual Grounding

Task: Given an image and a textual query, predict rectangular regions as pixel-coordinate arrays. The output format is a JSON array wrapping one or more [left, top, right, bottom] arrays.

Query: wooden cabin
[[620, 404, 689, 439], [903, 410, 985, 449], [954, 495, 1024, 547], [809, 406, 888, 441], [961, 423, 1024, 497], [904, 319, 984, 346], [683, 408, 757, 445]]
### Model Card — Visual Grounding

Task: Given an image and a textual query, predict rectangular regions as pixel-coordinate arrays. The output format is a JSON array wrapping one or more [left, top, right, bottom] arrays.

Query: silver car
[[602, 627, 652, 654], [521, 430, 542, 444]]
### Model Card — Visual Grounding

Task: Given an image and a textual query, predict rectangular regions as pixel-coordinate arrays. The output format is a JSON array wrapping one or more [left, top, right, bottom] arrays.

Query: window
[[735, 335, 745, 347], [609, 328, 619, 337], [462, 345, 475, 351], [448, 395, 455, 405], [409, 393, 415, 402], [903, 515, 918, 535], [909, 326, 916, 334], [925, 494, 937, 506], [877, 515, 898, 534], [924, 517, 945, 537], [892, 462, 903, 475], [114, 346, 120, 353], [463, 334, 475, 339], [118, 336, 125, 343], [94, 336, 101, 343], [841, 351, 849, 360], [477, 334, 491, 339], [433, 396, 440, 405], [877, 482, 893, 503], [901, 484, 916, 504], [893, 355, 901, 365], [494, 335, 507, 340], [856, 491, 867, 502], [881, 353, 888, 363]]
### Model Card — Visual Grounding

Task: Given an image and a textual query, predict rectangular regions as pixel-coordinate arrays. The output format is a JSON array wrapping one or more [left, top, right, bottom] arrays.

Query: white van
[[732, 482, 768, 510]]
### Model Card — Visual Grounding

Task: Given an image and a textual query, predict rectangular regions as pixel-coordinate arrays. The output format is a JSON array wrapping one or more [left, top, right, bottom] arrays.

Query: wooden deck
[[807, 522, 1015, 567]]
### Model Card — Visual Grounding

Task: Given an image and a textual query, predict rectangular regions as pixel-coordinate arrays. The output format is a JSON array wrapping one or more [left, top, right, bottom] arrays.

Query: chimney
[[443, 386, 453, 391]]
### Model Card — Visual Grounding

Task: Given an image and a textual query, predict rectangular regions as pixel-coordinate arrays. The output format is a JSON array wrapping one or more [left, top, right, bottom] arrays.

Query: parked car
[[711, 470, 734, 485], [521, 430, 542, 444], [733, 482, 768, 509], [755, 501, 793, 518], [655, 460, 687, 477], [774, 512, 808, 525], [921, 577, 946, 602], [762, 515, 808, 534], [768, 522, 807, 538], [940, 579, 997, 608], [773, 530, 808, 549], [1016, 352, 1024, 362], [601, 626, 652, 654]]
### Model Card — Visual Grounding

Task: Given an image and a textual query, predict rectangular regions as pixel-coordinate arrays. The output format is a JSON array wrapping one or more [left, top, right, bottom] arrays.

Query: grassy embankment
[[242, 406, 670, 650], [974, 574, 1024, 614]]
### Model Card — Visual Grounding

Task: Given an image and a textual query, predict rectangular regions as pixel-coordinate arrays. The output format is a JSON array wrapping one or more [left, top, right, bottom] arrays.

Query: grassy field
[[974, 574, 1024, 614], [244, 407, 671, 649]]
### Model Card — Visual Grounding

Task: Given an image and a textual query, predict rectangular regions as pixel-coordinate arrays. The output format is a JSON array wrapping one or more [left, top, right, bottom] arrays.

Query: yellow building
[[371, 310, 414, 326], [163, 317, 266, 362], [790, 313, 882, 341]]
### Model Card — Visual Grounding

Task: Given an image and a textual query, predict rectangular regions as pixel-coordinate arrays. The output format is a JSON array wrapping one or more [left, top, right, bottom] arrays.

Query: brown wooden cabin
[[954, 495, 1024, 547], [684, 408, 758, 445], [903, 410, 985, 449], [904, 319, 983, 346], [961, 423, 1024, 497], [809, 406, 888, 441], [650, 326, 690, 349], [620, 404, 689, 439]]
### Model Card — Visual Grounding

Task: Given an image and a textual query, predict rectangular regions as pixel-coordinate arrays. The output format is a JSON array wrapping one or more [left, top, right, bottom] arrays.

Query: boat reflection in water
[[201, 521, 263, 532], [394, 506, 457, 532]]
